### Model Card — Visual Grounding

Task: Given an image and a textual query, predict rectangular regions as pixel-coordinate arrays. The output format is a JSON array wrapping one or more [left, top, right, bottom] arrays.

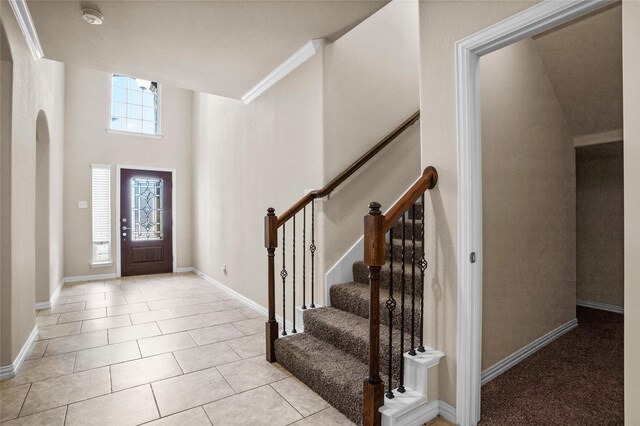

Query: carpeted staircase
[[274, 208, 425, 425]]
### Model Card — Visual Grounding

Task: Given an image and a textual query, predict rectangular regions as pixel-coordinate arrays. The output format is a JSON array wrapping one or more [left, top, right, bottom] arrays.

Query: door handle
[[122, 226, 130, 231]]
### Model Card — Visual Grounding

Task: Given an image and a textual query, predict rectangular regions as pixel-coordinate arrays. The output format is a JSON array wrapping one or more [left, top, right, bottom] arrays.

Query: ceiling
[[533, 4, 622, 137], [27, 0, 388, 99]]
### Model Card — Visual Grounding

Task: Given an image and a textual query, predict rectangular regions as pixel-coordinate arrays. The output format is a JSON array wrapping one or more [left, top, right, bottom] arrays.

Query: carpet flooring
[[480, 306, 623, 425]]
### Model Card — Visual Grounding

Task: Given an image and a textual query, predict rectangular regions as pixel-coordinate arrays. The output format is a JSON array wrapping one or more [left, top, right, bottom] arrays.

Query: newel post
[[363, 202, 386, 426], [265, 207, 279, 362]]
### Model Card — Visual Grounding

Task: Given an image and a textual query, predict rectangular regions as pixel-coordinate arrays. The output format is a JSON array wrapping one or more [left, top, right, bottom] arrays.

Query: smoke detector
[[82, 9, 104, 25]]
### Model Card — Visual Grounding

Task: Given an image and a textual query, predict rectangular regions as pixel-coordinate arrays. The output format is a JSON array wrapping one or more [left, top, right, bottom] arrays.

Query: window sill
[[91, 261, 113, 268], [106, 128, 163, 139]]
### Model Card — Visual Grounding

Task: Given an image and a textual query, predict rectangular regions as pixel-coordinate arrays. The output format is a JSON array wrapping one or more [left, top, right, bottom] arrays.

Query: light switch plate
[[78, 201, 88, 209]]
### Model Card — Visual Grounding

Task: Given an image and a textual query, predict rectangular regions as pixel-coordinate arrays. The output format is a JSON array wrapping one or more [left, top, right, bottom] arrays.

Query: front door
[[120, 168, 173, 276]]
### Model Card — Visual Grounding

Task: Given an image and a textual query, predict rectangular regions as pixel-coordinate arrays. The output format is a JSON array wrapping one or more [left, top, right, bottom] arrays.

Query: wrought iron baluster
[[398, 215, 406, 393], [409, 204, 417, 356], [281, 223, 288, 336], [292, 216, 297, 333], [302, 206, 307, 310], [310, 201, 316, 308], [418, 194, 427, 352], [385, 228, 396, 399]]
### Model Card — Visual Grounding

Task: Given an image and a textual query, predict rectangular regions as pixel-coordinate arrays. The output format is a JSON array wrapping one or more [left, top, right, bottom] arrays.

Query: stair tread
[[274, 332, 370, 425], [330, 282, 423, 340], [352, 261, 426, 297], [304, 307, 416, 387]]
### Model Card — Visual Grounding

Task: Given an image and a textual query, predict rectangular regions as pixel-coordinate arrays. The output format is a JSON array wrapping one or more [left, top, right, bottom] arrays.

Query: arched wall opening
[[35, 110, 50, 305], [0, 20, 14, 366]]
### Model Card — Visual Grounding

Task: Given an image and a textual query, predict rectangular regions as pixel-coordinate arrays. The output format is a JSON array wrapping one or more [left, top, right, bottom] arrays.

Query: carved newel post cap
[[267, 207, 275, 215], [369, 202, 382, 216]]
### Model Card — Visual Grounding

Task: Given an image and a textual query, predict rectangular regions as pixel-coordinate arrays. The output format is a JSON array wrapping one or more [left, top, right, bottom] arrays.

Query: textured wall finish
[[418, 0, 540, 407], [480, 38, 576, 370], [576, 142, 624, 307], [63, 64, 193, 278], [0, 5, 66, 364]]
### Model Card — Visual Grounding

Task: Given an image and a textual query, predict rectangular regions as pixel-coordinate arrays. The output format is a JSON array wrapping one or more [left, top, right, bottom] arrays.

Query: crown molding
[[241, 39, 324, 104], [8, 0, 44, 60]]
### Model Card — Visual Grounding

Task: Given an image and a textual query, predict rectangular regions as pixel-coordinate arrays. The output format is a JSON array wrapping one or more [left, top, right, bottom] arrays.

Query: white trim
[[35, 301, 50, 310], [193, 268, 296, 331], [241, 39, 324, 104], [382, 397, 439, 426], [454, 1, 613, 424], [573, 128, 623, 147], [577, 299, 624, 314], [438, 401, 457, 425], [91, 261, 113, 268], [64, 273, 118, 283], [35, 279, 65, 310], [106, 129, 163, 139], [0, 325, 38, 380], [115, 165, 178, 277], [8, 0, 44, 60], [481, 318, 578, 386], [324, 237, 363, 306], [175, 267, 195, 273]]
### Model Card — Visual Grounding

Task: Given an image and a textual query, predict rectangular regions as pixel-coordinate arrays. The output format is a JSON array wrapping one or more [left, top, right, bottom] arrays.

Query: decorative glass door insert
[[131, 177, 164, 240]]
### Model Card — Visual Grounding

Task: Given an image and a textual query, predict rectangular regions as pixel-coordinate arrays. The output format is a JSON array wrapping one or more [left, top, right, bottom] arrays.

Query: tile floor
[[0, 273, 355, 426]]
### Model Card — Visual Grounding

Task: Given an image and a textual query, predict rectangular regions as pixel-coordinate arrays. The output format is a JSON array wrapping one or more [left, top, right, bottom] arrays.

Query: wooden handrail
[[276, 111, 420, 227], [382, 166, 437, 233]]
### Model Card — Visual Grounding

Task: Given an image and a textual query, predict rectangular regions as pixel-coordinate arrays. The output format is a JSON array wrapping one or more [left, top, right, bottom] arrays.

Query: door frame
[[115, 164, 177, 277], [454, 0, 613, 424]]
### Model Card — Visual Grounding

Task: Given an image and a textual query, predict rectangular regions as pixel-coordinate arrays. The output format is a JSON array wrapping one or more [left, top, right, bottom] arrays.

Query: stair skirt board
[[325, 236, 364, 306], [0, 325, 38, 380], [324, 183, 425, 304], [576, 299, 624, 314], [481, 318, 578, 386], [35, 279, 65, 311]]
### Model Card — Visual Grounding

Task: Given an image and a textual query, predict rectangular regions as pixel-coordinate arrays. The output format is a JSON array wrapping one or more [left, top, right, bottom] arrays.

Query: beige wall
[[0, 7, 66, 365], [576, 142, 624, 307], [623, 1, 640, 422], [418, 0, 539, 406], [480, 38, 576, 369], [323, 0, 421, 269], [63, 64, 193, 278], [191, 52, 323, 308]]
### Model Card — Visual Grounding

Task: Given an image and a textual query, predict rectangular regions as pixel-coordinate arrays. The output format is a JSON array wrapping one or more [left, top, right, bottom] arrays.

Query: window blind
[[91, 165, 111, 244]]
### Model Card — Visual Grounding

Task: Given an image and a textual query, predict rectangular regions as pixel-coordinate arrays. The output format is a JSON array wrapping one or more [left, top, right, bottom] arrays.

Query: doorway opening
[[117, 167, 174, 277], [454, 1, 622, 424]]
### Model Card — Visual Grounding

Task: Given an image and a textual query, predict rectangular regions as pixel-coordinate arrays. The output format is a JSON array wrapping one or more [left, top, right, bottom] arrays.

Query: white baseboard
[[481, 318, 578, 385], [175, 267, 195, 273], [64, 273, 118, 283], [35, 279, 65, 310], [0, 325, 38, 380], [577, 299, 623, 314], [193, 268, 295, 332], [438, 400, 456, 424], [34, 301, 50, 310]]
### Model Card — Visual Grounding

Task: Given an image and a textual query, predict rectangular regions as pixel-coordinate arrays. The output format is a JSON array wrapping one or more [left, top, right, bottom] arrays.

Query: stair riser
[[304, 311, 413, 387], [330, 284, 422, 337], [274, 337, 365, 425], [353, 261, 425, 297], [407, 205, 424, 220], [390, 220, 424, 240], [390, 240, 424, 263]]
